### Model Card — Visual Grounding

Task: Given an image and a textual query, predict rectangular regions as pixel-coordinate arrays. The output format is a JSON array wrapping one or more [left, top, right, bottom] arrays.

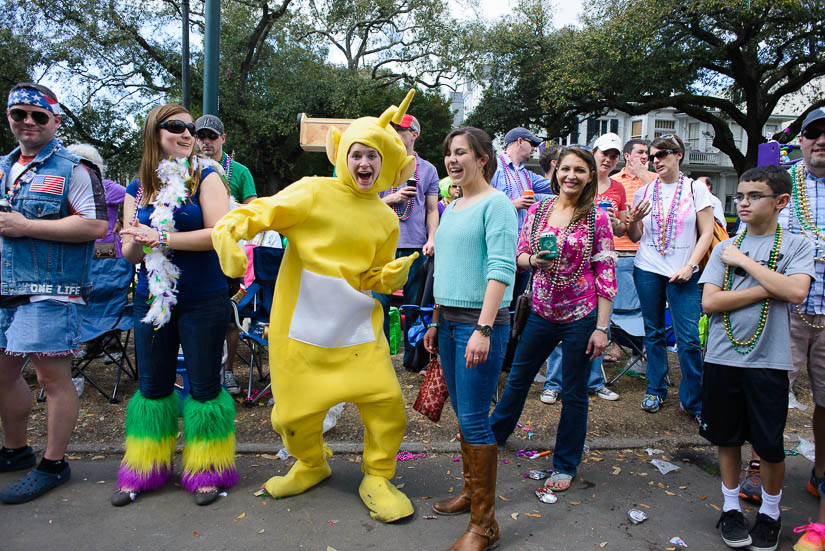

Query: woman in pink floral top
[[490, 147, 616, 492]]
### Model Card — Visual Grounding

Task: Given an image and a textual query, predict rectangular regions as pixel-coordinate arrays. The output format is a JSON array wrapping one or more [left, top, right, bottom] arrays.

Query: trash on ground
[[789, 392, 809, 411], [535, 487, 558, 504], [611, 466, 621, 475], [526, 470, 547, 480], [645, 448, 664, 456], [397, 451, 426, 461], [669, 536, 687, 547], [276, 448, 291, 460], [627, 509, 648, 524], [798, 435, 816, 462], [322, 402, 345, 433], [650, 459, 680, 475], [511, 512, 519, 520], [422, 515, 437, 519]]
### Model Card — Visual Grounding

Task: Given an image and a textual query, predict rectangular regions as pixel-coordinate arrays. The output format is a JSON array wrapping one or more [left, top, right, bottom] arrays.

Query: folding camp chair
[[38, 256, 136, 403], [231, 245, 283, 406]]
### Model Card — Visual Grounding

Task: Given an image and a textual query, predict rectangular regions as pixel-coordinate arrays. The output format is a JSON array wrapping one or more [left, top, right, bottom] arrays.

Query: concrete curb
[[63, 434, 712, 455]]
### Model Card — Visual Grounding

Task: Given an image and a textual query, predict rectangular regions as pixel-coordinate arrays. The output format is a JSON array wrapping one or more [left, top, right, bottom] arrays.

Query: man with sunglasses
[[375, 114, 439, 370], [778, 108, 825, 504], [194, 114, 258, 396], [0, 83, 107, 504]]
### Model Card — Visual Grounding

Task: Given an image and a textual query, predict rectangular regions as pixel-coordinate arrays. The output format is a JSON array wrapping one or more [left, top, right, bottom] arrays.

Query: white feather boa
[[141, 157, 195, 328]]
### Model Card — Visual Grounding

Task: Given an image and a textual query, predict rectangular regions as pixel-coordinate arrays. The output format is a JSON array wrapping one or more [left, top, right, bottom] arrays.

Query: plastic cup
[[523, 190, 534, 200]]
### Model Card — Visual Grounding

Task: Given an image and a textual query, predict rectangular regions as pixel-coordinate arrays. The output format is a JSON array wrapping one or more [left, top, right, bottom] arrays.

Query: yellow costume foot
[[264, 460, 332, 498], [359, 474, 414, 522]]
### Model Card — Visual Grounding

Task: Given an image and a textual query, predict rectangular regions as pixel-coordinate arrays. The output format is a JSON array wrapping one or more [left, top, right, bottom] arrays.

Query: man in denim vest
[[0, 83, 107, 504]]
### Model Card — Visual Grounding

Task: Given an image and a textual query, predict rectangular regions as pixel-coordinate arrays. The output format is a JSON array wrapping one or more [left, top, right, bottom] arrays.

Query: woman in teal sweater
[[424, 127, 517, 551]]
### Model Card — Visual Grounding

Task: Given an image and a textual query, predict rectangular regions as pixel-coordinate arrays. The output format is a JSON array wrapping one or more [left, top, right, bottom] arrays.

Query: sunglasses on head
[[196, 130, 220, 140], [9, 108, 51, 125], [648, 149, 676, 162], [802, 127, 825, 141], [158, 119, 195, 136]]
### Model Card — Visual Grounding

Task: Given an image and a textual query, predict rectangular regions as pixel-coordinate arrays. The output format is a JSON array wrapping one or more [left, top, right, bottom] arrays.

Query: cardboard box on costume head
[[326, 89, 417, 194]]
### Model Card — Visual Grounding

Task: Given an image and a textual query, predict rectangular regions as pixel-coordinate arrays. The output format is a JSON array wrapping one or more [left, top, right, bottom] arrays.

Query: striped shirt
[[779, 164, 825, 315]]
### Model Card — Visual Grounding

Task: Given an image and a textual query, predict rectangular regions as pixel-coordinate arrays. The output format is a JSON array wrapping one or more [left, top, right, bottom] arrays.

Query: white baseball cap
[[593, 133, 623, 153]]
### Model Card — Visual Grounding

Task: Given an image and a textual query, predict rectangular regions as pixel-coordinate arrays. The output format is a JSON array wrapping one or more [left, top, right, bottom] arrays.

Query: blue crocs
[[0, 463, 71, 504], [0, 446, 35, 472]]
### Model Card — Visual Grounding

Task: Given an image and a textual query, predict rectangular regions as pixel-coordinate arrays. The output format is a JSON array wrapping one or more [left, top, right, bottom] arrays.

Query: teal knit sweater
[[433, 190, 518, 309]]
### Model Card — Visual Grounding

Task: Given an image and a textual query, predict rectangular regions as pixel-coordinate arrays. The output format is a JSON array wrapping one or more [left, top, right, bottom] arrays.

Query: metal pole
[[203, 0, 220, 115], [181, 0, 190, 109]]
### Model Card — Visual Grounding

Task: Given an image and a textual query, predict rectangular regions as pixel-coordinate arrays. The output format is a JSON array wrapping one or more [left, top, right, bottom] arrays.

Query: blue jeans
[[491, 309, 596, 476], [374, 248, 426, 364], [134, 294, 229, 402], [633, 267, 703, 414], [438, 318, 508, 444], [543, 347, 605, 392]]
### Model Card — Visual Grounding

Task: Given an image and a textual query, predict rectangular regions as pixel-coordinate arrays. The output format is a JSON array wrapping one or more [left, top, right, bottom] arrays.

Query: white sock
[[759, 489, 782, 520], [722, 482, 741, 512]]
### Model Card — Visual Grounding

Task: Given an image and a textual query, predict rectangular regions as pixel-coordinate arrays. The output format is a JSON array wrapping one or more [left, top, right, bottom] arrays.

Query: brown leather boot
[[447, 443, 499, 551], [433, 436, 471, 515]]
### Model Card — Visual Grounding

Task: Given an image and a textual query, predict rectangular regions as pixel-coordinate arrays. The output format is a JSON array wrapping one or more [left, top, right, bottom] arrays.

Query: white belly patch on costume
[[288, 269, 376, 348]]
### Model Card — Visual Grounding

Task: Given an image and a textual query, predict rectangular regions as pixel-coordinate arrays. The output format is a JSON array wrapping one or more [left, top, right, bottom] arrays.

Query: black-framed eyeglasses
[[196, 130, 220, 140], [802, 127, 825, 141], [733, 192, 782, 204], [648, 149, 676, 162], [8, 108, 51, 125], [158, 120, 196, 136]]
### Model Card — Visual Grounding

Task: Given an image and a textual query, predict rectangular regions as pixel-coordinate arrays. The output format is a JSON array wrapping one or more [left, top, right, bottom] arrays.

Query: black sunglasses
[[196, 130, 220, 140], [158, 119, 195, 136], [9, 108, 51, 125], [648, 149, 676, 162], [802, 127, 825, 141]]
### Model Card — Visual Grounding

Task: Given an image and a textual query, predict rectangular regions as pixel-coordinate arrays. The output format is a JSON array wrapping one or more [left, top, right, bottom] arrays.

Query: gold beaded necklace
[[790, 163, 825, 328]]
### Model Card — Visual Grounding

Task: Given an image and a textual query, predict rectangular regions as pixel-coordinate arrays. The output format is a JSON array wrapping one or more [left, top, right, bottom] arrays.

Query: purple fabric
[[98, 179, 126, 258], [117, 463, 173, 491], [181, 468, 240, 492], [378, 154, 440, 248]]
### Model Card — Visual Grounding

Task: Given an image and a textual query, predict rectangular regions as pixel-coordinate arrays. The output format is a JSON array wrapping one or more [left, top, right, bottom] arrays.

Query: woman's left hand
[[464, 331, 490, 369], [586, 329, 608, 361], [120, 220, 161, 248], [668, 264, 695, 283]]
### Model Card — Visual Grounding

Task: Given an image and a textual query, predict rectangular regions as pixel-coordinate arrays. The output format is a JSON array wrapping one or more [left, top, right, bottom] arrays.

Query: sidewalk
[[0, 443, 817, 550]]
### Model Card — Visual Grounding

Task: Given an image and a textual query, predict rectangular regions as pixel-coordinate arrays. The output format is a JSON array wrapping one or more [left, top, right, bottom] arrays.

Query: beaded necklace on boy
[[530, 198, 596, 293], [499, 154, 531, 199], [4, 143, 65, 204], [650, 173, 685, 255], [221, 152, 233, 185], [390, 158, 418, 220], [722, 224, 782, 354]]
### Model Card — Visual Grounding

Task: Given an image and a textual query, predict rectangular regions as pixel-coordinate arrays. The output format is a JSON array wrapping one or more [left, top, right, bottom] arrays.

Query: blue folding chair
[[38, 256, 136, 403]]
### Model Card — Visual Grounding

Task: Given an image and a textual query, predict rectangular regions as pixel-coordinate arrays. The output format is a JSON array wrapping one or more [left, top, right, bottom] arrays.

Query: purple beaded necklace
[[499, 154, 531, 199], [650, 173, 685, 256]]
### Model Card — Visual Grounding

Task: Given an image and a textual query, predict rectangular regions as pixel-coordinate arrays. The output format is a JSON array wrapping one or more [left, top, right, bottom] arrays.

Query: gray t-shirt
[[699, 231, 815, 369]]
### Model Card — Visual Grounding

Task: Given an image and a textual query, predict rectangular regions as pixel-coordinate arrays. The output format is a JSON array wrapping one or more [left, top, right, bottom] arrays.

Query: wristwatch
[[689, 263, 699, 273], [474, 324, 493, 337], [595, 325, 609, 334]]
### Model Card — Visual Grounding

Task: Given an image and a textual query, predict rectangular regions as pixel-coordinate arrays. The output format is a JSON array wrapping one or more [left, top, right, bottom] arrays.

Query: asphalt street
[[0, 445, 818, 550]]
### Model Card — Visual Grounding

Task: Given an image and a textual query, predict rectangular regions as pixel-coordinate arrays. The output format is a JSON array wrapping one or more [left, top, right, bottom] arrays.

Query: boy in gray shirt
[[700, 165, 814, 551]]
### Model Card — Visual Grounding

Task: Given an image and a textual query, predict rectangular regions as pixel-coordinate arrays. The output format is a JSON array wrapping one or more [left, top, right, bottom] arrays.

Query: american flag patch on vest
[[30, 175, 65, 195]]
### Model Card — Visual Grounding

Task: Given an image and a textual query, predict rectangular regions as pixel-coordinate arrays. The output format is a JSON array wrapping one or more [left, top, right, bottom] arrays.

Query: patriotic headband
[[7, 87, 60, 115]]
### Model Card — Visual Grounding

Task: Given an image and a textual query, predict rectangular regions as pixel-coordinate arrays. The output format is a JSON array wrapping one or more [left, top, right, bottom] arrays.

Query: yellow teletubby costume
[[212, 91, 419, 522]]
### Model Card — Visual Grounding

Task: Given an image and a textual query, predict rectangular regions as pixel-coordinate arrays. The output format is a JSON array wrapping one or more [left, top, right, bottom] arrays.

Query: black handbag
[[510, 273, 533, 340]]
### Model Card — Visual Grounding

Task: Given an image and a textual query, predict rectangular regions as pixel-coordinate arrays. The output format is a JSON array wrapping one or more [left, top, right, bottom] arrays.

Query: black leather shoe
[[194, 488, 220, 506], [111, 489, 137, 506]]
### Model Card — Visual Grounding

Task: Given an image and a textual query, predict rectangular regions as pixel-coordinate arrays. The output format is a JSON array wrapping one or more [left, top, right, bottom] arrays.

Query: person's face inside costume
[[348, 143, 383, 192]]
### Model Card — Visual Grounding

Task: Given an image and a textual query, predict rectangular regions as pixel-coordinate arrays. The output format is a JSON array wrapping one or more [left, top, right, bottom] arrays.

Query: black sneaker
[[716, 509, 751, 548], [747, 513, 781, 551]]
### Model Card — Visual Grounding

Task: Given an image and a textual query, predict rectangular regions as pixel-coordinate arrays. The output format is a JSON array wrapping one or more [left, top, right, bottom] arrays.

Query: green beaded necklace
[[722, 224, 782, 354]]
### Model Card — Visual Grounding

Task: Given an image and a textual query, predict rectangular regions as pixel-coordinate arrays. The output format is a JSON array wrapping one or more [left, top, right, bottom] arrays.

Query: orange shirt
[[611, 167, 658, 252]]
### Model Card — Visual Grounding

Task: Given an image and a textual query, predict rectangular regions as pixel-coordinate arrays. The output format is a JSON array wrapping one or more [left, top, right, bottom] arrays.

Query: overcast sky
[[473, 0, 584, 26]]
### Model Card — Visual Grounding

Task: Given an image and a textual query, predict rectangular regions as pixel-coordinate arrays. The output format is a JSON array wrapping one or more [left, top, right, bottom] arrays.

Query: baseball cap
[[195, 114, 225, 135], [801, 108, 825, 132], [394, 114, 420, 132], [504, 127, 542, 147], [593, 132, 623, 153]]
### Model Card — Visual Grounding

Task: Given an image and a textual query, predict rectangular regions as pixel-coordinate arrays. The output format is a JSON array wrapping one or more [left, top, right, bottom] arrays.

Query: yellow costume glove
[[212, 219, 249, 279], [380, 252, 419, 292]]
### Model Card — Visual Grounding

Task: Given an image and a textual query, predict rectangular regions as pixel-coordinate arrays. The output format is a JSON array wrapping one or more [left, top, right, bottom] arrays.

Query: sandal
[[545, 472, 573, 492], [0, 464, 71, 504]]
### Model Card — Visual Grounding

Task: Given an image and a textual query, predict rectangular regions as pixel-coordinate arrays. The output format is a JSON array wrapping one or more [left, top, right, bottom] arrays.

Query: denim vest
[[0, 139, 94, 296]]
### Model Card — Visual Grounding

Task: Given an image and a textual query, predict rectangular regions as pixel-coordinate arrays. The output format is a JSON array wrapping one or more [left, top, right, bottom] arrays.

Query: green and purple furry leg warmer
[[117, 391, 178, 491], [181, 390, 239, 491]]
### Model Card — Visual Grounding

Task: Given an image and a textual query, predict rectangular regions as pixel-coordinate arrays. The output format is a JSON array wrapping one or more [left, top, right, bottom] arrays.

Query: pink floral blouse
[[518, 199, 617, 323]]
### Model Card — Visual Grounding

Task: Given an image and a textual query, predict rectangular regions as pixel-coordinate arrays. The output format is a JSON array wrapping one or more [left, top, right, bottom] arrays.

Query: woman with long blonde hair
[[112, 104, 236, 507]]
